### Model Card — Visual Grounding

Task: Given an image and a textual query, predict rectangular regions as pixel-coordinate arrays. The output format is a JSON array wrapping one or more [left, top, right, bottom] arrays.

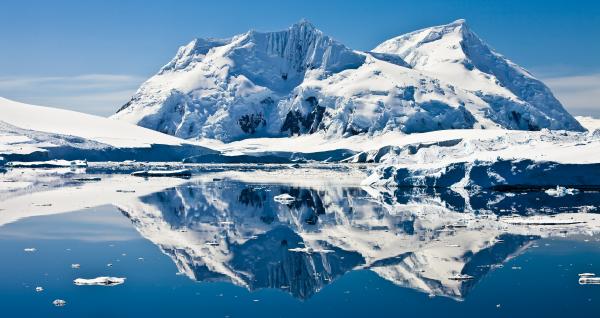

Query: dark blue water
[[0, 180, 599, 317]]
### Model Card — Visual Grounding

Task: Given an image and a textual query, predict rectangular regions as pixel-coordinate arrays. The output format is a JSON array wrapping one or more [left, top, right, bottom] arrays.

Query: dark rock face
[[238, 113, 267, 134], [116, 99, 133, 113], [281, 96, 327, 136]]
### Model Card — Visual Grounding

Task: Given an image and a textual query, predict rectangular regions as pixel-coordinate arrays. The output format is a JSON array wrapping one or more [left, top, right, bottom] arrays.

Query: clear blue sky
[[1, 0, 599, 116]]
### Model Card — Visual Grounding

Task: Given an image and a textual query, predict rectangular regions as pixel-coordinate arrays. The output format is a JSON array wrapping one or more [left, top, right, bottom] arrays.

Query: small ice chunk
[[545, 186, 579, 197], [71, 263, 80, 269], [24, 248, 37, 252], [35, 286, 44, 292], [52, 299, 67, 307], [73, 277, 125, 286], [288, 247, 333, 254], [448, 274, 474, 281], [274, 193, 295, 204], [579, 273, 596, 277], [131, 169, 191, 178], [579, 277, 600, 285], [107, 263, 113, 267]]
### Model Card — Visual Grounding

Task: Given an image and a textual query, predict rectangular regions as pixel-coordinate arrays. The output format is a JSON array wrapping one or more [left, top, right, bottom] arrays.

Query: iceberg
[[131, 169, 192, 178], [73, 277, 126, 286]]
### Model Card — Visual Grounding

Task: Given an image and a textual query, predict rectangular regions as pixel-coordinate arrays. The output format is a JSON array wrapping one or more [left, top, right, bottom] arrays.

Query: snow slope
[[113, 20, 583, 142], [0, 97, 214, 161], [575, 116, 600, 131], [1, 97, 190, 148]]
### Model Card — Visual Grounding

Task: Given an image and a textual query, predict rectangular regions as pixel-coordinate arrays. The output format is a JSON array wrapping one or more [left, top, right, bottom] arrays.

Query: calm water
[[0, 176, 599, 317]]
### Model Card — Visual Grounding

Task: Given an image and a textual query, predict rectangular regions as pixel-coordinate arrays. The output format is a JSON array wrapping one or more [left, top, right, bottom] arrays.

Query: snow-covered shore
[[0, 97, 215, 162], [360, 128, 600, 189]]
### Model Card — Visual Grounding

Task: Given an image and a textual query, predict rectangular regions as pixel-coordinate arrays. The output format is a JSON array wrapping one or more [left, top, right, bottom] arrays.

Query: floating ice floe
[[545, 186, 579, 197], [73, 277, 125, 286], [500, 216, 586, 226], [288, 247, 334, 254], [579, 277, 600, 285], [71, 263, 80, 269], [35, 286, 43, 292], [578, 273, 600, 285], [131, 169, 192, 178], [448, 274, 474, 281], [23, 247, 36, 252], [52, 299, 66, 307], [579, 273, 596, 277], [274, 193, 296, 204], [6, 160, 87, 168]]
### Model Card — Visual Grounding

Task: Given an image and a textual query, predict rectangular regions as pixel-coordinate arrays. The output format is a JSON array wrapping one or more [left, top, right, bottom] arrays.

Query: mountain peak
[[291, 18, 316, 30], [449, 18, 467, 27]]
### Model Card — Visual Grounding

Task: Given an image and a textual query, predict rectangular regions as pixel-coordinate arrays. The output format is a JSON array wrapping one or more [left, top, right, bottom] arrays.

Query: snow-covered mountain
[[372, 19, 583, 132], [113, 20, 584, 142]]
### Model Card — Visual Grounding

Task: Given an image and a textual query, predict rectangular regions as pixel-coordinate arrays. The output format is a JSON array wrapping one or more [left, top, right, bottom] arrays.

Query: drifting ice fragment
[[24, 248, 36, 252], [131, 169, 192, 178], [71, 263, 80, 269], [35, 287, 43, 292], [500, 216, 586, 226], [73, 277, 125, 286], [52, 299, 66, 307], [7, 160, 87, 168], [274, 193, 296, 204], [448, 274, 474, 281], [545, 186, 579, 197], [288, 247, 334, 254], [579, 273, 596, 277], [579, 277, 600, 285]]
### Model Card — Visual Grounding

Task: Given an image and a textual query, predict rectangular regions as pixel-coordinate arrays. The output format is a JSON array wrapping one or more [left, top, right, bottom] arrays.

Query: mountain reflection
[[116, 180, 600, 300]]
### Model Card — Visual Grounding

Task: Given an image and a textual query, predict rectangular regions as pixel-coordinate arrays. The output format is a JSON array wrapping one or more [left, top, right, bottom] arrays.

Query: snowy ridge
[[373, 19, 584, 132], [113, 20, 583, 142], [0, 97, 214, 161]]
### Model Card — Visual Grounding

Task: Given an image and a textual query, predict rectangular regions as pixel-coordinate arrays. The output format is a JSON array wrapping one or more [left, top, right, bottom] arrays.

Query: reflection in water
[[116, 181, 600, 300]]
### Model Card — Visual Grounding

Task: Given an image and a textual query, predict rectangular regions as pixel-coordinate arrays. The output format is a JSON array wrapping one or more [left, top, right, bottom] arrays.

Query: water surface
[[0, 174, 599, 317]]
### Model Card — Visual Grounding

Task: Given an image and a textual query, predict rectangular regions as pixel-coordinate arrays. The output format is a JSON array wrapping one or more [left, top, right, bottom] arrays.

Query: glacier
[[113, 19, 584, 142]]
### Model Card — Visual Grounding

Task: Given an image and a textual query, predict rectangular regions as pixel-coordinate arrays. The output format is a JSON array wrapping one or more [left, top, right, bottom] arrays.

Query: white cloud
[[542, 73, 600, 117], [0, 74, 145, 117]]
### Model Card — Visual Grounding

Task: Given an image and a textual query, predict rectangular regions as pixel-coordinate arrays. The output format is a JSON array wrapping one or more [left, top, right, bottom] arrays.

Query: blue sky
[[0, 0, 599, 116]]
